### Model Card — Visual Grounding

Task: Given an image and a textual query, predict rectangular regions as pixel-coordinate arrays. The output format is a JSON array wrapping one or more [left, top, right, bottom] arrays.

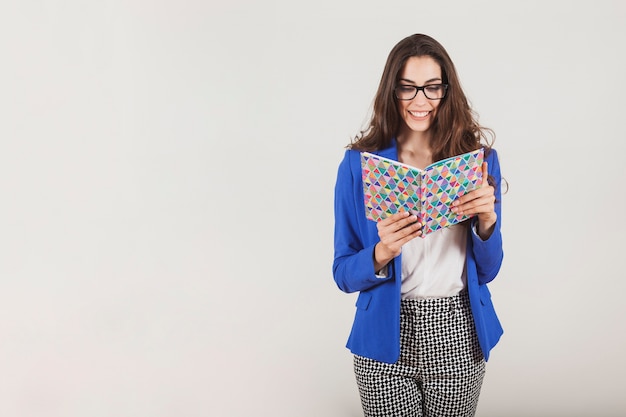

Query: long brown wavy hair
[[349, 34, 494, 162]]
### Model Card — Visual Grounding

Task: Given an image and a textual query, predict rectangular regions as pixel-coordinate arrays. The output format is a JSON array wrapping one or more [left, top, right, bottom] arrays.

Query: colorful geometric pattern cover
[[361, 148, 484, 237]]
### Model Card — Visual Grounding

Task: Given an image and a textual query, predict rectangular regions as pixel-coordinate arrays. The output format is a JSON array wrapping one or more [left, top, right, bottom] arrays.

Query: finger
[[452, 189, 494, 215], [481, 161, 489, 186], [452, 186, 485, 208], [390, 215, 421, 234], [390, 222, 423, 243], [459, 200, 490, 215], [398, 227, 422, 243], [399, 217, 422, 234], [381, 210, 418, 229], [381, 215, 421, 238], [453, 161, 489, 209], [379, 220, 422, 253], [379, 211, 406, 227]]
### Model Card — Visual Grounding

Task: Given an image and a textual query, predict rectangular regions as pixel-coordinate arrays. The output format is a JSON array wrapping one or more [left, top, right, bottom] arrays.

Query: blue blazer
[[332, 141, 504, 363]]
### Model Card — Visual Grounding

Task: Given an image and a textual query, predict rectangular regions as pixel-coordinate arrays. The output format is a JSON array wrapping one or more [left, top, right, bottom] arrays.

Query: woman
[[332, 34, 504, 416]]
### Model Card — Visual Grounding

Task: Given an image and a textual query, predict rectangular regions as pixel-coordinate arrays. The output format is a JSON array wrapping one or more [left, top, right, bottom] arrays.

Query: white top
[[401, 224, 468, 299]]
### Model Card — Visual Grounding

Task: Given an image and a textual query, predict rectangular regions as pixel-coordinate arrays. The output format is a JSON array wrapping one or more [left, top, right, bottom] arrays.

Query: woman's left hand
[[451, 161, 497, 239]]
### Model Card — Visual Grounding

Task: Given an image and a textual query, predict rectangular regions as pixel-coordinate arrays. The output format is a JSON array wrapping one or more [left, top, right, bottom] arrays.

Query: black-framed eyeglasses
[[394, 84, 449, 100]]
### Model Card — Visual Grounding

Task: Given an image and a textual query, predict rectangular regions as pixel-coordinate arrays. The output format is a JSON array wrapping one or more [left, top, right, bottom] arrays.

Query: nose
[[413, 88, 428, 104]]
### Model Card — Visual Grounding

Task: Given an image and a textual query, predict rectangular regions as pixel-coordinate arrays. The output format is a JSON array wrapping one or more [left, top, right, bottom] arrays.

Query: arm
[[332, 151, 421, 293], [452, 148, 504, 284], [373, 212, 421, 271], [332, 151, 383, 293]]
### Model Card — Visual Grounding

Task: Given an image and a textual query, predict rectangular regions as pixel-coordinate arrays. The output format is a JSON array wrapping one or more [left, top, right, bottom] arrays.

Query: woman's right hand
[[374, 211, 422, 271]]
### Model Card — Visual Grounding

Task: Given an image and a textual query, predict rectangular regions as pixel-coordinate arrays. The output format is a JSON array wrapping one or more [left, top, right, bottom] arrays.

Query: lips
[[408, 110, 430, 118]]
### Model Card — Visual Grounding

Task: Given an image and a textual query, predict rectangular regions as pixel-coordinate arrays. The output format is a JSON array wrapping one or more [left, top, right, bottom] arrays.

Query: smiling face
[[396, 56, 443, 139]]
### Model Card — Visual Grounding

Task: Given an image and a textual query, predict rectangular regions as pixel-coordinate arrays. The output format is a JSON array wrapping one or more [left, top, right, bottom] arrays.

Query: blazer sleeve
[[332, 150, 394, 294], [470, 148, 504, 285]]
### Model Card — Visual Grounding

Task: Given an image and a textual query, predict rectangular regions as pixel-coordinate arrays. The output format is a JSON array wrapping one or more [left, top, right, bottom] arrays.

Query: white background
[[2, 1, 625, 416]]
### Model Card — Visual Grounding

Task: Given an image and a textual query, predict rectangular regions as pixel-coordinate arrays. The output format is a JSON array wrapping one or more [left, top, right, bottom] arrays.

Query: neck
[[397, 130, 431, 154], [396, 131, 433, 168]]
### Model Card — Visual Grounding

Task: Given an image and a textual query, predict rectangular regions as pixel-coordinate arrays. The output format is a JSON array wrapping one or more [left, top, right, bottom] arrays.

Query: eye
[[424, 85, 443, 93], [395, 85, 419, 100], [424, 84, 446, 99], [397, 85, 415, 92]]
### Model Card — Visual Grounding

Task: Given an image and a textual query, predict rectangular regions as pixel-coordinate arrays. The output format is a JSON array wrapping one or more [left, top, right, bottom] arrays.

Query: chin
[[407, 122, 431, 133]]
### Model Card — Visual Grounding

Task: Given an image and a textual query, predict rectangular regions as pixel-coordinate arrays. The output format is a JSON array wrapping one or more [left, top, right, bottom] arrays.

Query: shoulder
[[335, 149, 363, 189], [484, 146, 499, 161], [338, 148, 362, 172], [339, 140, 398, 173], [484, 147, 501, 171]]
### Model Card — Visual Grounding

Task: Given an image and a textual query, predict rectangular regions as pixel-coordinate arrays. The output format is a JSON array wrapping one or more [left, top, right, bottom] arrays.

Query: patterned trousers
[[354, 291, 485, 417]]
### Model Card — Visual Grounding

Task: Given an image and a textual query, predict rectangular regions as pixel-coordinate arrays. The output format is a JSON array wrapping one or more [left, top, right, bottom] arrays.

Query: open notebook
[[361, 148, 484, 237]]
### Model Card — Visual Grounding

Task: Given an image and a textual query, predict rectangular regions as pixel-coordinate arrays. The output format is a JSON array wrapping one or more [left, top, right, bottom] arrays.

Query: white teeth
[[410, 111, 429, 117]]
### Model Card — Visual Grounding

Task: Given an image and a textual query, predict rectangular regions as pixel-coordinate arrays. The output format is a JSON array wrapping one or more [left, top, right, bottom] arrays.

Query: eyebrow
[[398, 77, 442, 85]]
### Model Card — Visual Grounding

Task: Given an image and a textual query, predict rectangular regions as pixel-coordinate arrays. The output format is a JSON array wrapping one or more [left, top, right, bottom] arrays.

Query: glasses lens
[[424, 85, 447, 99], [395, 85, 417, 100]]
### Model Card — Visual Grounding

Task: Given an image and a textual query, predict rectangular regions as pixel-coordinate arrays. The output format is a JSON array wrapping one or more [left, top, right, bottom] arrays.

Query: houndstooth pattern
[[354, 291, 485, 417]]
